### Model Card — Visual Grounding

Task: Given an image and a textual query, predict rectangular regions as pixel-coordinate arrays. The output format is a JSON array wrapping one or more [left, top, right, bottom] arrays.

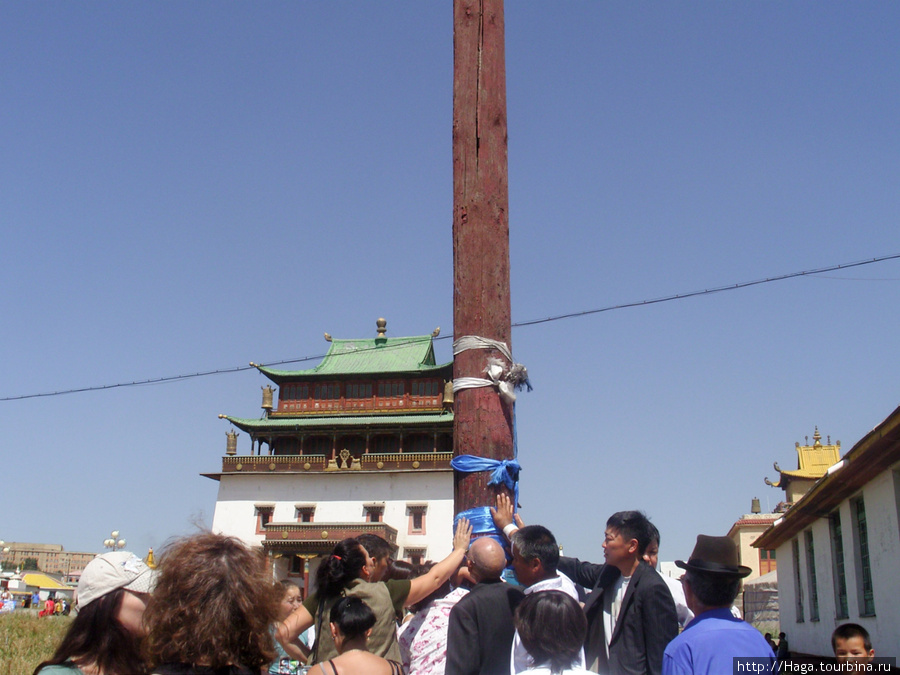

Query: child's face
[[834, 636, 874, 664]]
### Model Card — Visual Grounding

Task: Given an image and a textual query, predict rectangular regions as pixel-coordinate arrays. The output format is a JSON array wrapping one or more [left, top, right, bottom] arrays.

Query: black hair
[[606, 511, 653, 556], [356, 533, 394, 563], [382, 559, 415, 582], [515, 591, 586, 675], [408, 562, 453, 614], [647, 522, 660, 546], [684, 570, 741, 608], [32, 588, 147, 675], [832, 623, 872, 652], [512, 525, 560, 572], [314, 538, 368, 600], [329, 597, 376, 642]]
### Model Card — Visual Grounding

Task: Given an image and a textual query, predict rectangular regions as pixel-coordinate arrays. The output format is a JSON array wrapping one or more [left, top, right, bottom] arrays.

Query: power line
[[2, 253, 898, 402], [512, 253, 900, 328]]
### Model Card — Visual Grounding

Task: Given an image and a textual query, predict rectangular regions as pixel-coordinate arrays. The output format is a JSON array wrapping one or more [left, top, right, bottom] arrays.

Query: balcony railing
[[262, 521, 399, 552], [221, 451, 453, 473]]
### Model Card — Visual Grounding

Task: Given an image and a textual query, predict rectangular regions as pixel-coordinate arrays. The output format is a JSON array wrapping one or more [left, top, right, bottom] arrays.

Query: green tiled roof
[[257, 336, 451, 382], [223, 412, 453, 433]]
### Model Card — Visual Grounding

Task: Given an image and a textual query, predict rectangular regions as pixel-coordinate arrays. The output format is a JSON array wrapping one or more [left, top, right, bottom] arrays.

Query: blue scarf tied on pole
[[451, 456, 521, 542]]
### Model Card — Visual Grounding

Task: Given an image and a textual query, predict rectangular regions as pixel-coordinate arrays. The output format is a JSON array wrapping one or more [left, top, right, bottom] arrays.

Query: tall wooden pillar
[[452, 0, 515, 516]]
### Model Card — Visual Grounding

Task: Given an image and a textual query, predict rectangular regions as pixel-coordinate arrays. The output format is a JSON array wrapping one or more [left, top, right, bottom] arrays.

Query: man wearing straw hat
[[662, 535, 775, 675]]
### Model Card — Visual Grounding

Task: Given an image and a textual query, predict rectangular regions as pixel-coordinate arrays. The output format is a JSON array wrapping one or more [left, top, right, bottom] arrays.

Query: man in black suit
[[557, 511, 678, 675], [446, 536, 525, 675]]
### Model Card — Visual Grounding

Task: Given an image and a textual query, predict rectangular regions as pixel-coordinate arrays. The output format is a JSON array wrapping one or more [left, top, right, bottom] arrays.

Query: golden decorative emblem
[[321, 530, 328, 539], [377, 461, 384, 469], [235, 463, 243, 471], [412, 461, 420, 469], [303, 462, 311, 471], [282, 531, 288, 539], [269, 463, 276, 471]]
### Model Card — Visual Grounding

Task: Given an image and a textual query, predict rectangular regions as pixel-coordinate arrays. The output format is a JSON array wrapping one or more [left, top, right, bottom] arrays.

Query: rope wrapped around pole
[[452, 336, 532, 404], [451, 335, 529, 544]]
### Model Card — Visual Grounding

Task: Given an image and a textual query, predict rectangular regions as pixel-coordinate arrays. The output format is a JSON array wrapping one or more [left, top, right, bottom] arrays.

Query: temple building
[[205, 319, 454, 597], [765, 427, 841, 510], [754, 407, 900, 657]]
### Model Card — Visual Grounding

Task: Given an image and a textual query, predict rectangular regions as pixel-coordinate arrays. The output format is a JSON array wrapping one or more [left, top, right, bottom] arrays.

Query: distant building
[[0, 543, 94, 584], [728, 499, 780, 579], [206, 319, 454, 597], [727, 499, 779, 617], [754, 406, 900, 657]]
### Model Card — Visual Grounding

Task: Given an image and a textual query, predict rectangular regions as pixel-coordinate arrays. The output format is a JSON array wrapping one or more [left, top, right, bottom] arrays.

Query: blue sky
[[2, 2, 898, 564]]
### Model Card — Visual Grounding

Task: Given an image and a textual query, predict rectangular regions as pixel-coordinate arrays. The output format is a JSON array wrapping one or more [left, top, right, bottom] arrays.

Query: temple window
[[377, 381, 405, 397], [407, 504, 427, 535], [314, 383, 340, 400], [346, 383, 373, 399], [792, 538, 804, 622], [295, 505, 316, 523], [852, 496, 875, 616], [758, 548, 776, 575], [805, 530, 819, 621], [411, 380, 439, 397], [830, 512, 848, 619], [364, 504, 385, 523], [404, 548, 426, 566], [255, 505, 274, 534]]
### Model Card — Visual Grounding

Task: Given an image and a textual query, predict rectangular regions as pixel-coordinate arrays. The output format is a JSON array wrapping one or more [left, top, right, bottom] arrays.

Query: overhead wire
[[2, 252, 898, 402]]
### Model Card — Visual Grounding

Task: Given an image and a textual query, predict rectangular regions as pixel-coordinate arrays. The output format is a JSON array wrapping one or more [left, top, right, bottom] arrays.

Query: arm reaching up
[[405, 517, 472, 606]]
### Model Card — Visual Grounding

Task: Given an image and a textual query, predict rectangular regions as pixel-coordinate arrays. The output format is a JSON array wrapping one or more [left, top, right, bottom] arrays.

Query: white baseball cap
[[76, 551, 156, 609]]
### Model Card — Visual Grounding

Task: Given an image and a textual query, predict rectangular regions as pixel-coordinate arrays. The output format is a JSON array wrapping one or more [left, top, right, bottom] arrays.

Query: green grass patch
[[0, 612, 71, 675]]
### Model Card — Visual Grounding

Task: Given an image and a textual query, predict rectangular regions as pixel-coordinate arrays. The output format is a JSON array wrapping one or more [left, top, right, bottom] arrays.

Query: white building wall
[[776, 467, 900, 657], [211, 470, 455, 561]]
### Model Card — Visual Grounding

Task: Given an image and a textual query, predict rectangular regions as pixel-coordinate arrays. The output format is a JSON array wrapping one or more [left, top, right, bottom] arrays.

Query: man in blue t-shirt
[[663, 536, 775, 675]]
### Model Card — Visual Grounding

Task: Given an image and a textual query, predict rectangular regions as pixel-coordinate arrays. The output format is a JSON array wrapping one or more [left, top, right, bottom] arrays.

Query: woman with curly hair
[[33, 551, 155, 675], [143, 533, 281, 675], [280, 518, 472, 666]]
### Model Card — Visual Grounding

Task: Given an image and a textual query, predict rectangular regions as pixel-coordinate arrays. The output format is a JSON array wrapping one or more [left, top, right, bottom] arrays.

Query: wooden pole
[[452, 0, 514, 517]]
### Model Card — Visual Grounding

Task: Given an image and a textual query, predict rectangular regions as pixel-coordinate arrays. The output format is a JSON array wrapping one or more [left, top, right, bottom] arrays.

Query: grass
[[0, 612, 71, 675]]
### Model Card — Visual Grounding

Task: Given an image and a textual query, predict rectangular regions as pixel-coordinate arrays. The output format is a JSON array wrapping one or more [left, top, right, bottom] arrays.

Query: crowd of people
[[32, 496, 880, 675]]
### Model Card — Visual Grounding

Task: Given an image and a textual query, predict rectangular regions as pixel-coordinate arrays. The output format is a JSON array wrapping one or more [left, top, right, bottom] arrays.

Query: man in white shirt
[[644, 523, 693, 628]]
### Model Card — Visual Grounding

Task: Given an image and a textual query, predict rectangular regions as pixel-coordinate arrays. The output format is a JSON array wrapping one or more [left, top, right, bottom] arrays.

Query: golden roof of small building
[[765, 427, 841, 487], [21, 572, 71, 590]]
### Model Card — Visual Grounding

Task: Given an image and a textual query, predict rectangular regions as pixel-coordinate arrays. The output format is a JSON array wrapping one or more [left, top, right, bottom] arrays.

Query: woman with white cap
[[32, 550, 156, 675]]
